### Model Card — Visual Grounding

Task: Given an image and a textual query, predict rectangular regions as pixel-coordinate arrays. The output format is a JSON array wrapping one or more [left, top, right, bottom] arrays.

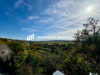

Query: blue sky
[[0, 0, 100, 40]]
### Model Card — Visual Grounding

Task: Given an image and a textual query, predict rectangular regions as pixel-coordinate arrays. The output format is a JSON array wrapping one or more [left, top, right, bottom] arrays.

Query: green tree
[[59, 53, 92, 75]]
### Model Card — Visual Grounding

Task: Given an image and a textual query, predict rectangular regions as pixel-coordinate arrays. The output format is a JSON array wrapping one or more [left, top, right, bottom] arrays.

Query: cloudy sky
[[0, 0, 100, 40]]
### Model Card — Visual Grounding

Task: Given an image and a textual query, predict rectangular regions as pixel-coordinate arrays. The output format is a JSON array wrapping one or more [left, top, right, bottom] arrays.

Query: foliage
[[59, 52, 92, 75], [0, 17, 100, 75]]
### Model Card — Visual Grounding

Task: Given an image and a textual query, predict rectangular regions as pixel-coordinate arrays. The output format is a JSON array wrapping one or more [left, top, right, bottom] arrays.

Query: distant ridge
[[0, 37, 74, 42]]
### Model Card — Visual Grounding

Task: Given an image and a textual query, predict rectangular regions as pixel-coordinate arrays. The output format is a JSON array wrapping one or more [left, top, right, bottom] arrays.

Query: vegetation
[[0, 17, 100, 75]]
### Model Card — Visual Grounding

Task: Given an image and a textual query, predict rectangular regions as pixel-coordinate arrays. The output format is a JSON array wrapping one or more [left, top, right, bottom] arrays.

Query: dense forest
[[0, 18, 100, 75]]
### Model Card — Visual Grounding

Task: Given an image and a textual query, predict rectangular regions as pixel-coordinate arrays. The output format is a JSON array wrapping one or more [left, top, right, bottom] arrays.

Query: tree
[[25, 51, 43, 75], [74, 18, 100, 73], [59, 53, 92, 75], [75, 17, 100, 44], [7, 41, 29, 74]]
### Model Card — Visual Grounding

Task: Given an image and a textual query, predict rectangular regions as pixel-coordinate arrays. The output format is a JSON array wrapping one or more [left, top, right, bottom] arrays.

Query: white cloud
[[37, 0, 100, 40], [24, 3, 32, 10], [22, 28, 35, 32], [28, 16, 38, 20], [4, 12, 10, 16], [39, 17, 53, 23], [45, 27, 83, 40], [14, 0, 24, 7], [18, 16, 38, 23], [18, 0, 100, 40]]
